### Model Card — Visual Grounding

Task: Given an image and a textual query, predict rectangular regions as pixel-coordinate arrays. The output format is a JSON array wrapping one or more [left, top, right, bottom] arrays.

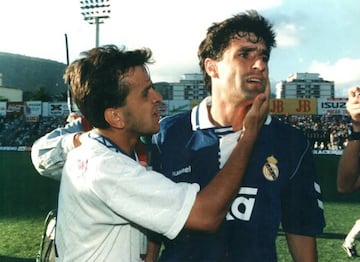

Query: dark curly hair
[[198, 10, 276, 93], [63, 45, 154, 128]]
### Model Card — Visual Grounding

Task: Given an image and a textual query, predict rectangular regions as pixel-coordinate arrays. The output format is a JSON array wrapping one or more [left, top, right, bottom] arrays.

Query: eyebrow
[[144, 82, 153, 90], [240, 46, 269, 56], [141, 82, 154, 96]]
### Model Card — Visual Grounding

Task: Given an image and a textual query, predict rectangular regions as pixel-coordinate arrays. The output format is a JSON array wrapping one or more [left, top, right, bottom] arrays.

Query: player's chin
[[141, 126, 159, 138], [244, 90, 263, 101], [254, 86, 267, 97], [255, 85, 266, 95], [151, 122, 160, 134], [244, 84, 264, 95]]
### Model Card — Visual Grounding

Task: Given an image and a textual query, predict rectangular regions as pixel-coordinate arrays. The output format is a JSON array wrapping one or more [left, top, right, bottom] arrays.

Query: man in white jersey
[[36, 45, 269, 261]]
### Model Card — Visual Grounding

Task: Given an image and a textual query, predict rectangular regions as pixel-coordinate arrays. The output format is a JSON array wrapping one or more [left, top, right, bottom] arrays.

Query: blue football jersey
[[151, 98, 325, 262]]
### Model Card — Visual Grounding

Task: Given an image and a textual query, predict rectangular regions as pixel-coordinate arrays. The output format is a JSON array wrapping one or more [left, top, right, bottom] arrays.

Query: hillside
[[0, 52, 67, 96]]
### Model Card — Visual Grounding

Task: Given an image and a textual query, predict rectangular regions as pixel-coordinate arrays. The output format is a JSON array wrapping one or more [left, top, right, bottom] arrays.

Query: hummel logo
[[172, 166, 192, 177]]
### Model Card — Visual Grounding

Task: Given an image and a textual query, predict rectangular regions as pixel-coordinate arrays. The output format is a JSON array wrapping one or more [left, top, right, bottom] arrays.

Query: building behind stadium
[[0, 71, 347, 119]]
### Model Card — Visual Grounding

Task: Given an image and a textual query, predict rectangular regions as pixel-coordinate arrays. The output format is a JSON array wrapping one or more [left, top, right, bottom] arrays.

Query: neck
[[209, 98, 251, 131]]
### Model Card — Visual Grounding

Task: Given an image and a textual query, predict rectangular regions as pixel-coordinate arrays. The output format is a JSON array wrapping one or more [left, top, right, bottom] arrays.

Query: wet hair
[[63, 45, 153, 128], [198, 10, 276, 93]]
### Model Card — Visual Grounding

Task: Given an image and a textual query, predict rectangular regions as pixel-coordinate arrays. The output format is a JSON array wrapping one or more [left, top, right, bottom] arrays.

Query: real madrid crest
[[262, 155, 279, 181]]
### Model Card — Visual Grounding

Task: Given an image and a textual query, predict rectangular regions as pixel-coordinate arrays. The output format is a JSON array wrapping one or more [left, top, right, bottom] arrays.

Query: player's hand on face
[[346, 86, 360, 124], [66, 112, 81, 123], [242, 79, 270, 139]]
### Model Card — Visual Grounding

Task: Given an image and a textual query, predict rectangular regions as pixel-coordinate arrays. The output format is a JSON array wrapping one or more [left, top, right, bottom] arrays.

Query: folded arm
[[31, 118, 84, 180]]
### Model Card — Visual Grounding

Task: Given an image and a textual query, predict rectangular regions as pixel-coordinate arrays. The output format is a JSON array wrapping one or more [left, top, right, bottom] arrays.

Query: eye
[[142, 89, 149, 98], [141, 85, 154, 98], [262, 55, 269, 63], [239, 52, 249, 58]]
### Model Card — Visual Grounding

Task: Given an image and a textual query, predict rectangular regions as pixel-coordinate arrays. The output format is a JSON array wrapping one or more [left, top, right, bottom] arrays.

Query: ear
[[104, 108, 125, 129], [204, 58, 218, 78]]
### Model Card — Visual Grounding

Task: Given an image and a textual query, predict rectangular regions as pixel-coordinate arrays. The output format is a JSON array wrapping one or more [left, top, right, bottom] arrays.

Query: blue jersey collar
[[191, 96, 272, 131]]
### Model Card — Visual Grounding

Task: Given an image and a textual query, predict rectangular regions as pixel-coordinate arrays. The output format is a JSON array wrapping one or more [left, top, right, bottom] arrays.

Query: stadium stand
[[0, 115, 66, 149], [0, 113, 352, 152]]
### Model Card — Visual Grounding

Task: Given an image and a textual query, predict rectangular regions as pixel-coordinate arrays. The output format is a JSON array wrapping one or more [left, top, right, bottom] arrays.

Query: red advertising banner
[[6, 102, 25, 116]]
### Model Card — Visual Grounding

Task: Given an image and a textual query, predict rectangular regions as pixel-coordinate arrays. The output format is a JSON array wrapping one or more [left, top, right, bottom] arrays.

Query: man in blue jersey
[[148, 10, 325, 261]]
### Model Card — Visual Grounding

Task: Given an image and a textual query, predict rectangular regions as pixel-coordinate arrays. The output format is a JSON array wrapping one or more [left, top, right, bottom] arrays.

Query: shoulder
[[268, 116, 306, 138], [67, 137, 137, 177], [152, 112, 193, 153], [159, 112, 191, 129], [265, 116, 309, 152], [157, 112, 192, 137]]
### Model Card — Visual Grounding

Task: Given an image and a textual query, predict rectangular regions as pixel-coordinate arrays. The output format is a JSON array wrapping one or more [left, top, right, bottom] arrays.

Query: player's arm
[[337, 87, 360, 193], [281, 143, 324, 262], [185, 81, 269, 231], [286, 233, 317, 262], [31, 118, 84, 180], [337, 139, 360, 193], [144, 240, 161, 262], [143, 88, 269, 258]]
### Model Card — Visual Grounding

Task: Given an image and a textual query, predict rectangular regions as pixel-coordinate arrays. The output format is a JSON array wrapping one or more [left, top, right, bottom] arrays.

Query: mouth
[[153, 109, 161, 120], [246, 76, 266, 93], [246, 77, 263, 85]]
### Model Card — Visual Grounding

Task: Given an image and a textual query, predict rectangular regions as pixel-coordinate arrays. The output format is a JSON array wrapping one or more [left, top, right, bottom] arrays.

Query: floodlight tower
[[80, 0, 111, 47]]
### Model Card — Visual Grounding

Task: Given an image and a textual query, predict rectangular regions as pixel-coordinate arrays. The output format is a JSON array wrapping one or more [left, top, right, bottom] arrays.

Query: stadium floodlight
[[80, 0, 111, 47]]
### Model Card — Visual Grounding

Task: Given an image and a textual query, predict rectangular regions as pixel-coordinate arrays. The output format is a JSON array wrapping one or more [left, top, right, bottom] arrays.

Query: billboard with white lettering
[[25, 101, 42, 116], [48, 102, 69, 116]]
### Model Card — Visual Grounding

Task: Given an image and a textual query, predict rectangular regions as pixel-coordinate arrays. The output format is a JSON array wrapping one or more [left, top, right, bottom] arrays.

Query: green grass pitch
[[1, 151, 360, 261]]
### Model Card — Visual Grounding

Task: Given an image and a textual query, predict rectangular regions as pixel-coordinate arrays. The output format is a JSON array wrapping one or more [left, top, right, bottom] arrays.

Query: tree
[[26, 86, 52, 101]]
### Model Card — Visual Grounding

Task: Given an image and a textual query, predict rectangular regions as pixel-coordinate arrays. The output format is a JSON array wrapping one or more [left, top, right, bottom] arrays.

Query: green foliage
[[25, 86, 52, 102], [0, 52, 67, 97]]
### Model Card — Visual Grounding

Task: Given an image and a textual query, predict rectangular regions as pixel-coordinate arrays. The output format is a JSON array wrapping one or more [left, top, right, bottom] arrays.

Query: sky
[[0, 0, 359, 97]]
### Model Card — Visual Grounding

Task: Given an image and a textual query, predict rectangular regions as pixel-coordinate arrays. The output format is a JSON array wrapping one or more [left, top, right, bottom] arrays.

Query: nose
[[150, 89, 163, 104], [252, 57, 266, 72]]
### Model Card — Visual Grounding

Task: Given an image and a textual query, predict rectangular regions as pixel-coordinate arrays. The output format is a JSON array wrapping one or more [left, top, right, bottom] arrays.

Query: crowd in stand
[[0, 115, 66, 147], [0, 114, 352, 151], [278, 114, 350, 150]]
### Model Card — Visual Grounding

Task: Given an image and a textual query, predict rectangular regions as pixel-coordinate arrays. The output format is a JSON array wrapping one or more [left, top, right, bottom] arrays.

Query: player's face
[[122, 66, 162, 136], [212, 34, 270, 105]]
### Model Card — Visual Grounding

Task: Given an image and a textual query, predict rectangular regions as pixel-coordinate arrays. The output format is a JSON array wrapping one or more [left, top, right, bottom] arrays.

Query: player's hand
[[66, 112, 81, 123], [346, 86, 360, 130], [73, 132, 84, 148], [242, 79, 270, 139]]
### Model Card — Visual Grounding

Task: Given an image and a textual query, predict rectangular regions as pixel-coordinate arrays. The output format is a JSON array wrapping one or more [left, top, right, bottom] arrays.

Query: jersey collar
[[88, 130, 136, 160], [191, 96, 271, 131]]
